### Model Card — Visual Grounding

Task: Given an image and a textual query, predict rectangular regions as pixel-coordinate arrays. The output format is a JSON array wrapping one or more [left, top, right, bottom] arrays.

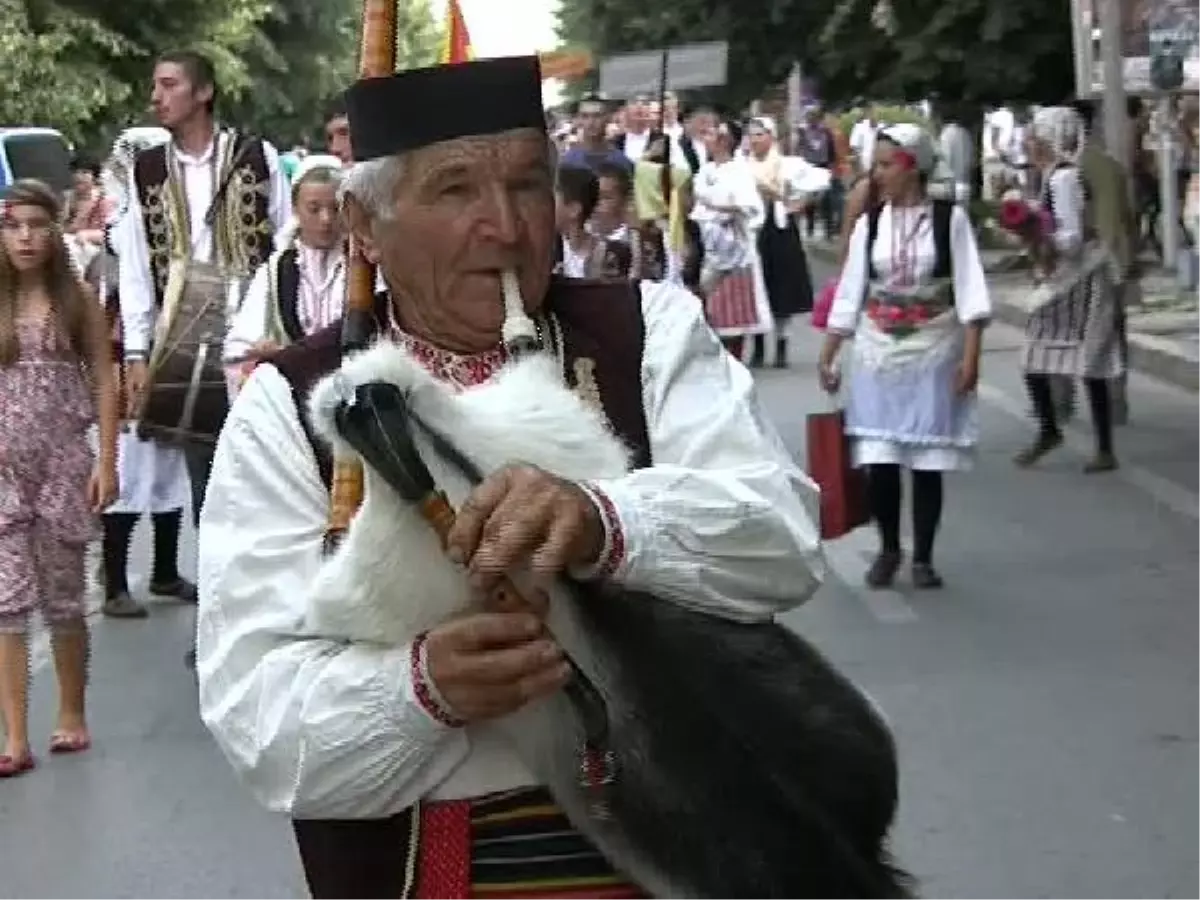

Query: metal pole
[[1158, 95, 1180, 268], [1098, 0, 1129, 174]]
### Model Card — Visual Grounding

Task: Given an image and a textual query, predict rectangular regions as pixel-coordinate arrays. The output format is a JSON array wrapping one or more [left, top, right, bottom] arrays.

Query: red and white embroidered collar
[[388, 327, 510, 390]]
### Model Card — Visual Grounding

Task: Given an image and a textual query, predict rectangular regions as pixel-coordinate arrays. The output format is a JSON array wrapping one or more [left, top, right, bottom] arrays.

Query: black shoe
[[1014, 432, 1063, 467], [102, 592, 149, 619], [865, 551, 903, 589], [749, 335, 766, 369], [1083, 452, 1119, 473], [774, 338, 789, 369], [150, 577, 197, 603], [911, 563, 945, 589]]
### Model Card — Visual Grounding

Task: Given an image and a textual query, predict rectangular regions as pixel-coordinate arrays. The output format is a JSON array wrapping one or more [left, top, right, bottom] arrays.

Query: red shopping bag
[[811, 276, 838, 331], [806, 409, 870, 540]]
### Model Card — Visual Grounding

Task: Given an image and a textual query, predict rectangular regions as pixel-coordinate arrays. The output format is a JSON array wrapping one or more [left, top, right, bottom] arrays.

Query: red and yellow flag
[[439, 0, 474, 65]]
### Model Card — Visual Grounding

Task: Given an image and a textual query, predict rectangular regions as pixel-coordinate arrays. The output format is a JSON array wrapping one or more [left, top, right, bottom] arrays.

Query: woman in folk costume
[[224, 155, 346, 392], [691, 117, 774, 358], [1014, 106, 1122, 473], [92, 129, 195, 620], [818, 124, 992, 590], [745, 116, 819, 369]]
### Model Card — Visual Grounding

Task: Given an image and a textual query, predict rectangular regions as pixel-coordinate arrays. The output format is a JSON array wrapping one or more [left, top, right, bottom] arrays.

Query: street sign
[[598, 41, 728, 99], [1071, 0, 1199, 95]]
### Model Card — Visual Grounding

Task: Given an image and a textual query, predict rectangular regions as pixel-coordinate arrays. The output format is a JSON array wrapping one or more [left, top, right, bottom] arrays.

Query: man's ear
[[342, 196, 381, 264]]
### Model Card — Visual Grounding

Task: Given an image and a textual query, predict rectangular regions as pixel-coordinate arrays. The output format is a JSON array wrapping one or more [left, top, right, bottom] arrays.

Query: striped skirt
[[704, 265, 761, 335], [1021, 251, 1125, 381], [416, 787, 645, 899]]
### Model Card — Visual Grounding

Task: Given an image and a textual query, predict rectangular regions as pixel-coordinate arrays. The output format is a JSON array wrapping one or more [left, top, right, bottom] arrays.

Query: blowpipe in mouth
[[500, 268, 541, 357]]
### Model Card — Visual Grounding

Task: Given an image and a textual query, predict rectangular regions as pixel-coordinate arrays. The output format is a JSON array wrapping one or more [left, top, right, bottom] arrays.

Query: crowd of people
[[0, 39, 1172, 900]]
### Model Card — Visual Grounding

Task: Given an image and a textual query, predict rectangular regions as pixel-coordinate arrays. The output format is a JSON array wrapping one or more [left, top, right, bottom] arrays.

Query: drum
[[138, 261, 239, 445]]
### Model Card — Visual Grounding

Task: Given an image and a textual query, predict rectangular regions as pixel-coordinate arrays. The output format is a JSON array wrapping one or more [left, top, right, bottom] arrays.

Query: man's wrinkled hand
[[425, 612, 571, 723], [446, 465, 605, 593]]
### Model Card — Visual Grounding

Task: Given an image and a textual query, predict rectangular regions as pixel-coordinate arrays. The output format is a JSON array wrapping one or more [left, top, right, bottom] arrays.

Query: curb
[[806, 241, 1198, 392]]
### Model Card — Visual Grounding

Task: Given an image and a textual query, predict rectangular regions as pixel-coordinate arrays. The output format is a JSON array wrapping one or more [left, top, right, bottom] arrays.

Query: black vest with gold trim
[[133, 132, 272, 307]]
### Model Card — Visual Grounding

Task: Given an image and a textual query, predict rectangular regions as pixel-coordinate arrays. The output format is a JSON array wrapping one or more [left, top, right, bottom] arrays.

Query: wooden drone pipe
[[325, 0, 399, 552]]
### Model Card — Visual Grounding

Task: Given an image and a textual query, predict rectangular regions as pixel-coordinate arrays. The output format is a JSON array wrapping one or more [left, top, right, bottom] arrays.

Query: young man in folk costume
[[224, 155, 346, 392], [115, 49, 291, 534], [196, 58, 912, 898]]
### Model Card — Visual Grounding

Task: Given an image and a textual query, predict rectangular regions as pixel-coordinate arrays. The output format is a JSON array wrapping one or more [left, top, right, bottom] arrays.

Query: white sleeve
[[223, 261, 271, 362], [1049, 167, 1085, 255], [949, 205, 992, 324], [261, 141, 294, 243], [586, 283, 825, 622], [737, 167, 766, 230], [115, 173, 156, 358], [197, 366, 470, 819], [826, 214, 870, 334]]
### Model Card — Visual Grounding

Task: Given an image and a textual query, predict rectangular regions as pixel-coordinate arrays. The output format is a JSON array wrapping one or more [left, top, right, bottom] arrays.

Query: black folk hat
[[344, 56, 547, 162]]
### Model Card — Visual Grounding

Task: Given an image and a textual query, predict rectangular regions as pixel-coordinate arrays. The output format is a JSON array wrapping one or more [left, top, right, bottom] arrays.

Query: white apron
[[90, 425, 190, 515]]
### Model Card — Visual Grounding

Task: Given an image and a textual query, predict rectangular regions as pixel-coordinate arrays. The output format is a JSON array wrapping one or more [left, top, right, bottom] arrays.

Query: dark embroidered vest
[[272, 247, 305, 344], [267, 277, 650, 898], [133, 133, 272, 307]]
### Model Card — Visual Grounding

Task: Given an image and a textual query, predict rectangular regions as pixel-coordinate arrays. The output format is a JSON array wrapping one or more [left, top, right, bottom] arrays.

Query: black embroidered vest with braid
[[133, 133, 272, 307], [272, 247, 306, 344]]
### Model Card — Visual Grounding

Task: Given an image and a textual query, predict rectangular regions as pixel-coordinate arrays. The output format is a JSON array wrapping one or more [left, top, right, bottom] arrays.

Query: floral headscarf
[[1031, 106, 1083, 166]]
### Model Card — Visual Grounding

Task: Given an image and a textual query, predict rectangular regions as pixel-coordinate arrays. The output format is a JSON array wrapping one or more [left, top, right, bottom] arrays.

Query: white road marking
[[976, 382, 1199, 522]]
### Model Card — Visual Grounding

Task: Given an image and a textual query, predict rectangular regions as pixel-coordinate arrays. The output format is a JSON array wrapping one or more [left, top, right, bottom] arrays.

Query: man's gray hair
[[338, 156, 406, 221], [338, 136, 560, 221]]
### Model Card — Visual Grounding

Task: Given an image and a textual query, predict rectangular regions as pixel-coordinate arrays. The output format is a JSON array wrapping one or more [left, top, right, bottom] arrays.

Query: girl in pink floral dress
[[0, 180, 119, 778]]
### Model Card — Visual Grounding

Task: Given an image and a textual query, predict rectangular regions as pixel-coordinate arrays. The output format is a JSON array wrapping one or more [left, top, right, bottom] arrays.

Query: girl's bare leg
[[0, 628, 32, 759], [50, 625, 90, 743]]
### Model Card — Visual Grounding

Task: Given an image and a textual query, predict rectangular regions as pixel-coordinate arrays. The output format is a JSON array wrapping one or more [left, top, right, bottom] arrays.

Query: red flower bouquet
[[998, 190, 1054, 243]]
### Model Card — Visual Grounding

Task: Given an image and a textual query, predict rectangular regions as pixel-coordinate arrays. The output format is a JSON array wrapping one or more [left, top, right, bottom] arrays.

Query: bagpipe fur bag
[[306, 342, 913, 899]]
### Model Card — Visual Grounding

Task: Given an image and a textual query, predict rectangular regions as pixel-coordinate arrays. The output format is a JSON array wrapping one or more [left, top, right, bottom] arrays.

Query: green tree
[[397, 0, 445, 72], [0, 0, 447, 155], [556, 0, 1076, 111], [808, 0, 1075, 108], [0, 0, 137, 145]]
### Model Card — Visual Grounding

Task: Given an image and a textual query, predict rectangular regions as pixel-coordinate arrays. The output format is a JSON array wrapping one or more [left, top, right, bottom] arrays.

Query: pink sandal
[[49, 733, 91, 754], [0, 751, 36, 778]]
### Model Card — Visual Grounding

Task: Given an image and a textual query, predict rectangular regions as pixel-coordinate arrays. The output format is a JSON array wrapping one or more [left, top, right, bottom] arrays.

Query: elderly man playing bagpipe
[[197, 56, 912, 900]]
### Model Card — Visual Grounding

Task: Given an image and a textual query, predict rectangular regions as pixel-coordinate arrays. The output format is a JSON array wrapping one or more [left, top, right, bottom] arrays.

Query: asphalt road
[[2, 259, 1197, 899]]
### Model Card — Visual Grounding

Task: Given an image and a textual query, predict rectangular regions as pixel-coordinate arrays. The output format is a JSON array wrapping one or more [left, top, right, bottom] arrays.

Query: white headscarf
[[877, 123, 937, 173], [1030, 106, 1082, 166], [276, 155, 343, 249]]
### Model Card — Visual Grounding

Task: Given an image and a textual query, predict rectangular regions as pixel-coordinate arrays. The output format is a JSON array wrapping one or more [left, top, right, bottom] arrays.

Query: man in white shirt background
[[848, 104, 883, 176], [938, 106, 976, 204]]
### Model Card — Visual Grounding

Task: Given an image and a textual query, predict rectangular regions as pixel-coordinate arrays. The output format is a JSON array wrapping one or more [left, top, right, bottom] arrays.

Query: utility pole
[[1098, 0, 1129, 175]]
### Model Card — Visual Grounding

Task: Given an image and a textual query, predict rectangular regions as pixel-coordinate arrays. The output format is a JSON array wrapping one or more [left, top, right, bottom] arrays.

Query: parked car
[[0, 126, 73, 195]]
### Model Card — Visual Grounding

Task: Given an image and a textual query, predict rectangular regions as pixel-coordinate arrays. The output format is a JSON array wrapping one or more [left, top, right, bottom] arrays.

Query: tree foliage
[[556, 0, 1076, 112], [0, 0, 444, 156]]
